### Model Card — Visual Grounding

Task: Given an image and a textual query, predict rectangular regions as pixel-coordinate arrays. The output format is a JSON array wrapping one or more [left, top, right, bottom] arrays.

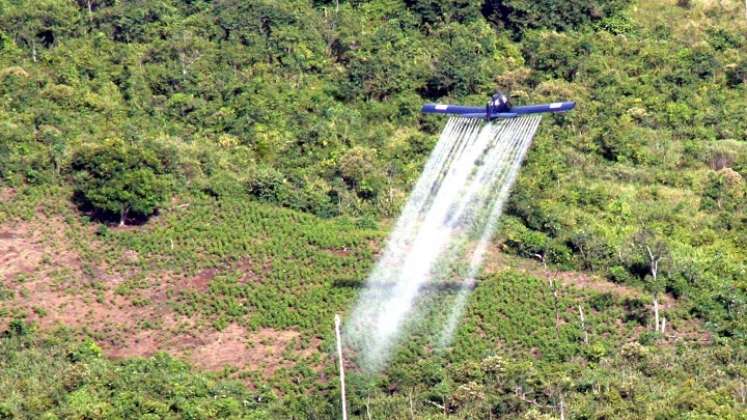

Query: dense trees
[[0, 0, 80, 62], [483, 0, 631, 35], [71, 139, 175, 225]]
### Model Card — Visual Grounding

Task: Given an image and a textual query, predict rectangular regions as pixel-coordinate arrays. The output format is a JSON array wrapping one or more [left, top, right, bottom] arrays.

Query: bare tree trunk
[[661, 316, 666, 335], [409, 389, 415, 420], [87, 0, 93, 22], [534, 253, 561, 339], [119, 208, 127, 227], [551, 279, 561, 339], [31, 39, 37, 63], [646, 246, 662, 332], [366, 396, 371, 420], [180, 54, 187, 76], [386, 166, 395, 217], [559, 393, 566, 420], [653, 295, 660, 333], [578, 305, 589, 345]]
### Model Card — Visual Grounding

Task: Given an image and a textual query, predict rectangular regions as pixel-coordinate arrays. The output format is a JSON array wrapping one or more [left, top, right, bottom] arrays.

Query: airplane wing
[[510, 101, 575, 115], [421, 103, 485, 115]]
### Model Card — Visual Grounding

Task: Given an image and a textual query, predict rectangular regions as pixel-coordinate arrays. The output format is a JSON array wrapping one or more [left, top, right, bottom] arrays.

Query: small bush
[[589, 292, 615, 311], [69, 339, 103, 362], [247, 165, 289, 204], [4, 319, 34, 337], [607, 265, 633, 284]]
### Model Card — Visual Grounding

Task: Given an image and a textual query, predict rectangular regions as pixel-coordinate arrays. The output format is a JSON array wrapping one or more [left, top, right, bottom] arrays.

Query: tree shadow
[[332, 278, 476, 292]]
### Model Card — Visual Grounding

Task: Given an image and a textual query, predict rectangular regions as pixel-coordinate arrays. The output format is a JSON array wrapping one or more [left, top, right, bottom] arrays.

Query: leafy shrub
[[726, 59, 747, 87], [701, 169, 745, 212], [423, 21, 506, 97], [4, 319, 35, 337], [567, 231, 614, 271], [247, 165, 289, 204], [706, 27, 744, 51], [623, 297, 649, 325], [589, 292, 615, 311], [607, 265, 634, 284], [203, 170, 245, 199], [503, 221, 572, 265], [638, 331, 661, 345], [69, 339, 103, 362], [337, 146, 385, 200], [246, 167, 338, 216], [405, 0, 483, 26], [340, 20, 428, 100]]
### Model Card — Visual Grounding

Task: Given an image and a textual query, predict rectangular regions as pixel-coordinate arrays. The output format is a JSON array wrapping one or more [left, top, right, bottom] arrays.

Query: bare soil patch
[[324, 247, 352, 257], [0, 219, 79, 282], [0, 225, 42, 281], [235, 257, 264, 284], [189, 325, 312, 374], [0, 218, 321, 379], [185, 268, 218, 292], [0, 187, 16, 202]]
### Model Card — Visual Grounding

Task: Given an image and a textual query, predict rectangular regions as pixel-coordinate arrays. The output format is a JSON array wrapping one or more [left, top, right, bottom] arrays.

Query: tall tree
[[70, 139, 175, 226], [0, 0, 80, 62]]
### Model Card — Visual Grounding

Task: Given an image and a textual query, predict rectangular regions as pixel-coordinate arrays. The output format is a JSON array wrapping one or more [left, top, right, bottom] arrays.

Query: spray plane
[[421, 91, 575, 120]]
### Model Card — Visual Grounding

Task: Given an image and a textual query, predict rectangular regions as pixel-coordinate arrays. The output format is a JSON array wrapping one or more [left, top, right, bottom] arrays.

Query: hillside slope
[[1, 0, 746, 418]]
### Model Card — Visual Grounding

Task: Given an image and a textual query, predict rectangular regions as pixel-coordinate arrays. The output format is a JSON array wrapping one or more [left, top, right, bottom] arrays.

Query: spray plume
[[345, 115, 542, 371]]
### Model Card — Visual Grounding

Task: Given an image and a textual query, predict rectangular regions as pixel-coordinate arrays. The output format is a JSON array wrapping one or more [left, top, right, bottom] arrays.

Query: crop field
[[1, 185, 743, 418]]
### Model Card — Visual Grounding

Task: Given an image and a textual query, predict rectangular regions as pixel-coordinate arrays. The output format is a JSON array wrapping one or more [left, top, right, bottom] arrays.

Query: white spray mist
[[345, 115, 542, 371]]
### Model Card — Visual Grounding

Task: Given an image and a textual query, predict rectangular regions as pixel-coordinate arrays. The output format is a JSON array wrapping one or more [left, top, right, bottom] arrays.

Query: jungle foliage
[[1, 0, 747, 418], [70, 138, 176, 224]]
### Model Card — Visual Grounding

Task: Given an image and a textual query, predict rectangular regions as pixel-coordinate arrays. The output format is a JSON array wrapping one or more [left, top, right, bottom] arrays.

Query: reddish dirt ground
[[0, 218, 320, 380], [1, 223, 49, 282], [0, 187, 15, 202]]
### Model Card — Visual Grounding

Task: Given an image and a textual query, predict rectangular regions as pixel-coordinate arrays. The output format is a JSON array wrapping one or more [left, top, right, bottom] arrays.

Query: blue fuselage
[[421, 100, 575, 120]]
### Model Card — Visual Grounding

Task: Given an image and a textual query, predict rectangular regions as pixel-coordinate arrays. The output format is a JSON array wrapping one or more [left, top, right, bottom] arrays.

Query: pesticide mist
[[345, 115, 542, 371]]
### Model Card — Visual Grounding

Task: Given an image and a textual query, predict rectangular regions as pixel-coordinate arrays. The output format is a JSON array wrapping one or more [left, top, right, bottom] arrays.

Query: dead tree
[[578, 305, 589, 345], [535, 253, 561, 339], [177, 32, 202, 77], [646, 244, 663, 332], [633, 230, 671, 333]]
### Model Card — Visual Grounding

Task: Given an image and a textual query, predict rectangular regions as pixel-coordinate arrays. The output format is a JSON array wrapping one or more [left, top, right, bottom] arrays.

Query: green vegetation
[[71, 138, 176, 225], [1, 0, 746, 418], [484, 0, 631, 34], [0, 324, 273, 419]]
